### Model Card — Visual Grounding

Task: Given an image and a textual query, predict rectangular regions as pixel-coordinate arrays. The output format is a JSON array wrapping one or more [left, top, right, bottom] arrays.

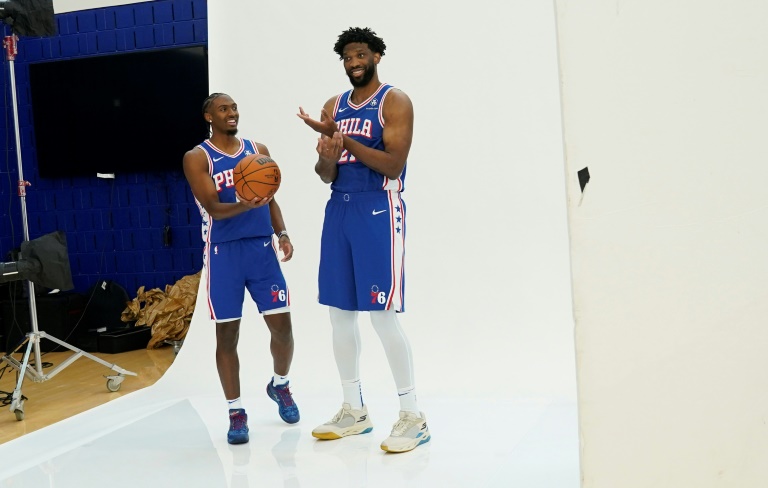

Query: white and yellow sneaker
[[311, 403, 373, 440], [380, 410, 431, 453]]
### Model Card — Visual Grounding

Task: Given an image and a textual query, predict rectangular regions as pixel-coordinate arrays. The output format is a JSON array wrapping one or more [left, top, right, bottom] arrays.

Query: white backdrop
[[49, 0, 575, 409], [194, 0, 575, 405], [53, 0, 146, 13], [556, 1, 768, 487]]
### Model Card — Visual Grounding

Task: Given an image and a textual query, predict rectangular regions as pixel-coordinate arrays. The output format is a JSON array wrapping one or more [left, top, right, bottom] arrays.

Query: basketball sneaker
[[266, 380, 300, 424], [227, 408, 249, 445], [380, 411, 431, 453], [311, 403, 374, 440]]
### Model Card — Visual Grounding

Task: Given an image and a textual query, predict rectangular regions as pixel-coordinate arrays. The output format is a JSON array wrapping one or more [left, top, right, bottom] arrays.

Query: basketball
[[233, 154, 281, 201]]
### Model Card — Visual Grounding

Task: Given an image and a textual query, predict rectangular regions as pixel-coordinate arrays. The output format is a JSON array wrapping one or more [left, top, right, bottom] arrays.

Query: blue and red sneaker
[[266, 381, 300, 424], [227, 408, 249, 444]]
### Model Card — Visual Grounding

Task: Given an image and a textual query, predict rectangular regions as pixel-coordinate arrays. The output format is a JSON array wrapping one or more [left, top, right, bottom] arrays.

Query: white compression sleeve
[[369, 309, 415, 391], [329, 306, 361, 381]]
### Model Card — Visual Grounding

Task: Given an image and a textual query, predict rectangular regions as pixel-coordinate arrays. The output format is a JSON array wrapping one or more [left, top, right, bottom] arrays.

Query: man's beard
[[348, 61, 375, 87], [226, 128, 238, 136]]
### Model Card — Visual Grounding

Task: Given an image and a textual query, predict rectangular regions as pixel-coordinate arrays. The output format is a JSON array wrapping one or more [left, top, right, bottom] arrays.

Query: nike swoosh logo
[[264, 241, 271, 247], [338, 107, 348, 112], [372, 209, 387, 215], [213, 156, 224, 162]]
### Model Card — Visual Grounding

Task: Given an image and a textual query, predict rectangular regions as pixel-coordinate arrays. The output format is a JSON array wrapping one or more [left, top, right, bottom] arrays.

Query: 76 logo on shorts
[[271, 284, 287, 303], [370, 285, 387, 305]]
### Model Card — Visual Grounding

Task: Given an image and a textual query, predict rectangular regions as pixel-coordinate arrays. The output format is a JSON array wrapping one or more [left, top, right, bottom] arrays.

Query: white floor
[[0, 284, 580, 488], [0, 394, 578, 488]]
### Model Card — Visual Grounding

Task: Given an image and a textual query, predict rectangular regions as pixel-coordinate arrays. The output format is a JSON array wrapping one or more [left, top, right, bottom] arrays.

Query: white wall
[[53, 0, 574, 404], [203, 0, 575, 403], [556, 1, 768, 486], [53, 0, 146, 13]]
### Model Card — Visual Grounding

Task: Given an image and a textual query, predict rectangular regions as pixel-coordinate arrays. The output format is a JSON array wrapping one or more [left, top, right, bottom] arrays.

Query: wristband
[[276, 230, 289, 240]]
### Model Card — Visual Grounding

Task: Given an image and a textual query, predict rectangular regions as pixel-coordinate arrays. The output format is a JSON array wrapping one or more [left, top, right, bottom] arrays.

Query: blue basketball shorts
[[319, 190, 406, 312], [204, 236, 290, 322]]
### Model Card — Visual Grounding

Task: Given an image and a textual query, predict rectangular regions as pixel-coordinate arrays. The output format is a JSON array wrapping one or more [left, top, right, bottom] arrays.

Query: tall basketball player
[[298, 27, 430, 453], [184, 93, 300, 445]]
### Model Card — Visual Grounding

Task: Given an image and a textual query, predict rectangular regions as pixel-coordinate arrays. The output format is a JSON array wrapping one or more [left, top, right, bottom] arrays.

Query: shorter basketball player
[[184, 93, 299, 444], [298, 27, 430, 452]]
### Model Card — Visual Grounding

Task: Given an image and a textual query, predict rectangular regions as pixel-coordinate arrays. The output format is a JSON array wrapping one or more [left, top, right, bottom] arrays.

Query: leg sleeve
[[369, 309, 415, 390], [330, 306, 361, 381]]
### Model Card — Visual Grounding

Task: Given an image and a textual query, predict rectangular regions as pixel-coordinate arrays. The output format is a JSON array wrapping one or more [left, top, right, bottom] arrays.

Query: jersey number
[[338, 150, 357, 164]]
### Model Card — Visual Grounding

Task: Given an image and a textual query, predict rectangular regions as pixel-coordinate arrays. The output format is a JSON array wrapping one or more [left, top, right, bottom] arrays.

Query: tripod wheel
[[14, 410, 24, 421], [106, 378, 122, 392]]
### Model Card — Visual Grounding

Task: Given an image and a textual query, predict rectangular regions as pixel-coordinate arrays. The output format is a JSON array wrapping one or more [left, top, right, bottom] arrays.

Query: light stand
[[1, 32, 136, 421]]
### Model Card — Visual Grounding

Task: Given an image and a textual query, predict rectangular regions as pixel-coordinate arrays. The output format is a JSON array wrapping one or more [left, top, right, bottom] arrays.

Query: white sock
[[273, 374, 289, 387], [397, 386, 419, 414], [342, 379, 364, 409], [227, 397, 243, 410]]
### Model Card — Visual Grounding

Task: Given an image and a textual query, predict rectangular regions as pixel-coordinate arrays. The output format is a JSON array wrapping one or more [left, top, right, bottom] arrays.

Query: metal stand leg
[[1, 35, 138, 420], [2, 330, 139, 418], [164, 339, 184, 355]]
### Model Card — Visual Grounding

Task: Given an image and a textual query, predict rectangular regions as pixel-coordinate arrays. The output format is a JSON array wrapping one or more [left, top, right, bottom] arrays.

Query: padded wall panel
[[1, 0, 206, 298], [154, 2, 173, 23], [113, 6, 135, 28], [76, 12, 98, 32], [174, 22, 193, 43]]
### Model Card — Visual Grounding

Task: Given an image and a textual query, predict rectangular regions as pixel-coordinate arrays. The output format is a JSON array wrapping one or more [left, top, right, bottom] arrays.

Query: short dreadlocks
[[333, 27, 386, 59]]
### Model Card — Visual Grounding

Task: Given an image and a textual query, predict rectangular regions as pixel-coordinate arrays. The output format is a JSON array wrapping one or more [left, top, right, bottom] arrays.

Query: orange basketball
[[233, 154, 281, 200]]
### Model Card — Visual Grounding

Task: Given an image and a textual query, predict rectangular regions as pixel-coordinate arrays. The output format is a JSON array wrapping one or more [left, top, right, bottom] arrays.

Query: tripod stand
[[1, 34, 136, 421]]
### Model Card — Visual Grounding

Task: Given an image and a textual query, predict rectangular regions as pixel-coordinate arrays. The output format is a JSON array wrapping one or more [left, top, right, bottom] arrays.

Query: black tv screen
[[29, 46, 209, 178]]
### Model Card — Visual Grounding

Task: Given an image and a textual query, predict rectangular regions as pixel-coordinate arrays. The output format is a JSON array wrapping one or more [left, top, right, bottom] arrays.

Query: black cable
[[44, 176, 117, 353], [0, 391, 27, 407], [0, 361, 54, 406]]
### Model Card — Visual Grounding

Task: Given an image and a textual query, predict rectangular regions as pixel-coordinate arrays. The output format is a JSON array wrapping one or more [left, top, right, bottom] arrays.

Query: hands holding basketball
[[233, 154, 281, 202], [235, 192, 272, 208]]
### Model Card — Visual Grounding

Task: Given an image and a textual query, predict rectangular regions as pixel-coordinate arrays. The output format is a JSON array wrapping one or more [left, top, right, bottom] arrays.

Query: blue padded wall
[[0, 0, 207, 297]]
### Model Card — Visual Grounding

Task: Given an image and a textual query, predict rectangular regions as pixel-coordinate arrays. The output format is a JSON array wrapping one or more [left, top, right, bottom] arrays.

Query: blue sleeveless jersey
[[194, 138, 274, 244], [331, 83, 406, 193]]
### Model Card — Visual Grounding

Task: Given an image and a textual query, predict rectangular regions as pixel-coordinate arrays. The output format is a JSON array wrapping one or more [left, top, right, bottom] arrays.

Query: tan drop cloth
[[121, 270, 201, 349]]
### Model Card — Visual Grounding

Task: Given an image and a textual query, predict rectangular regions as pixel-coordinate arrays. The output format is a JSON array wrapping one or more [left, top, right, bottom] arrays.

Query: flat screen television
[[28, 45, 209, 178]]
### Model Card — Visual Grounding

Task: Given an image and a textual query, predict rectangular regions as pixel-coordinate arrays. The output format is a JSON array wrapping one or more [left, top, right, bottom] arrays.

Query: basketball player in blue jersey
[[298, 27, 430, 453], [183, 93, 300, 445]]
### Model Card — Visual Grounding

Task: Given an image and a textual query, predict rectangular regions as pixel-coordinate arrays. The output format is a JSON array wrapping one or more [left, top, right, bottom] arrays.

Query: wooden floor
[[0, 345, 176, 445]]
